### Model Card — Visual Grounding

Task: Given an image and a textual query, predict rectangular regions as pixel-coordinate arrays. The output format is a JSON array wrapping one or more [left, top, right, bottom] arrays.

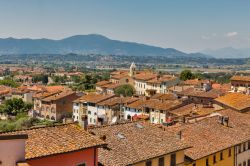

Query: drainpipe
[[94, 148, 97, 166]]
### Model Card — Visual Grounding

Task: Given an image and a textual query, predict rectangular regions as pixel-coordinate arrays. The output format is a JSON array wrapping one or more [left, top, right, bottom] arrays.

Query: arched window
[[51, 116, 55, 120], [127, 115, 131, 120], [46, 115, 50, 119]]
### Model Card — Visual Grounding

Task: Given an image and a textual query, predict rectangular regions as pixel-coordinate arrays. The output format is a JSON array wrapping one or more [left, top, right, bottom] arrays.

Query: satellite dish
[[111, 116, 117, 124]]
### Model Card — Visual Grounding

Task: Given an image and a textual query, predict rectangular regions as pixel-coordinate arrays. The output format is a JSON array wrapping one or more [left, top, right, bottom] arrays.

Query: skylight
[[117, 133, 125, 139]]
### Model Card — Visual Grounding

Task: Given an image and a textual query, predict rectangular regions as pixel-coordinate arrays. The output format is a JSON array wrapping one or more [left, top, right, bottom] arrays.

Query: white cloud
[[201, 35, 210, 40], [227, 32, 238, 37], [201, 33, 217, 40]]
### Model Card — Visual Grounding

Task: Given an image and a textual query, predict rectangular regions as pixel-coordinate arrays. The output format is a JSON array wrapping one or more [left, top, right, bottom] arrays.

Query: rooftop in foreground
[[0, 123, 106, 160], [166, 109, 250, 160], [89, 122, 189, 166]]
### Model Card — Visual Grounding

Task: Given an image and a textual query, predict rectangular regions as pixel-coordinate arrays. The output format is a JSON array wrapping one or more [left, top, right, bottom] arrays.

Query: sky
[[0, 0, 249, 52]]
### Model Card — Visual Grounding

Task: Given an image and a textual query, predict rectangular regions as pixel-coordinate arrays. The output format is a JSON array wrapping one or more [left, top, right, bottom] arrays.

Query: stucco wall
[[27, 148, 98, 166], [0, 139, 26, 166]]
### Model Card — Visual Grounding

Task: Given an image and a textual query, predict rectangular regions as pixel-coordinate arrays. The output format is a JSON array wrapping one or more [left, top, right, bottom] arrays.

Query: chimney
[[223, 116, 229, 127], [219, 116, 224, 125], [81, 115, 88, 131], [177, 130, 182, 140], [100, 135, 106, 141]]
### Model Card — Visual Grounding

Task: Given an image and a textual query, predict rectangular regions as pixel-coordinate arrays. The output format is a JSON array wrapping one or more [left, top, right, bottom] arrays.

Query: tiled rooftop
[[126, 98, 182, 111], [0, 124, 106, 160], [170, 103, 219, 117], [215, 92, 250, 110], [89, 122, 189, 166], [41, 91, 75, 102], [166, 109, 250, 160], [230, 75, 250, 82], [97, 97, 139, 106], [74, 93, 115, 104]]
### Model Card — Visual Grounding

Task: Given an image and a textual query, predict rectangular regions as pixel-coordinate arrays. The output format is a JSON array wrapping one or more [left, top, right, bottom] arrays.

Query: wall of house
[[187, 147, 234, 166], [27, 148, 98, 166], [150, 110, 166, 124], [73, 102, 80, 122], [0, 139, 26, 166], [135, 80, 147, 95], [124, 107, 143, 120], [235, 141, 250, 166], [87, 104, 98, 125], [133, 150, 185, 166]]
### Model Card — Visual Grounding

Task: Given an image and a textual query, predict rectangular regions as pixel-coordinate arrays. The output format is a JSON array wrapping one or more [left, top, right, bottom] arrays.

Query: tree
[[32, 74, 48, 84], [180, 70, 194, 81], [0, 98, 32, 116], [0, 78, 19, 88], [115, 84, 135, 97]]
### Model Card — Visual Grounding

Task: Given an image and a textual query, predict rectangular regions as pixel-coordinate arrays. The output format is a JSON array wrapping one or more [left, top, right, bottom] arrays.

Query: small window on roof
[[117, 133, 125, 139], [135, 123, 144, 129]]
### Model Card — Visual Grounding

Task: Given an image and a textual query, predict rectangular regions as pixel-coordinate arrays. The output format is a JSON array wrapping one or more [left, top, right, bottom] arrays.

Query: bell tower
[[129, 62, 136, 77]]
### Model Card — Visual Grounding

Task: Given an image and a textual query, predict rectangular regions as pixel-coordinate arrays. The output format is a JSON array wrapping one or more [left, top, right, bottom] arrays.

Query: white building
[[235, 141, 250, 166], [72, 93, 115, 125], [134, 73, 180, 96]]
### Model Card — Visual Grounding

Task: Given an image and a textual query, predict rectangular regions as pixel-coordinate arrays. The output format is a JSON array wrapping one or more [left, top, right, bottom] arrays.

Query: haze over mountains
[[202, 47, 250, 59], [0, 34, 210, 58]]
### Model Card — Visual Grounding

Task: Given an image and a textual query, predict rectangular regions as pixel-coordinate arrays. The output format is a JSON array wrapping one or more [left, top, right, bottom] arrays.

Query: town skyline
[[0, 0, 250, 52]]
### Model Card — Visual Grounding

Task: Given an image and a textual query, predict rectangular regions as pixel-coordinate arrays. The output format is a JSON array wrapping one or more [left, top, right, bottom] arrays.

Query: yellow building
[[187, 147, 234, 166], [166, 109, 250, 166]]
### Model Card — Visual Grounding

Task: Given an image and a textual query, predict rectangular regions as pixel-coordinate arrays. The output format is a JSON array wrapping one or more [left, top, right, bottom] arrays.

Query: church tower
[[129, 62, 136, 77]]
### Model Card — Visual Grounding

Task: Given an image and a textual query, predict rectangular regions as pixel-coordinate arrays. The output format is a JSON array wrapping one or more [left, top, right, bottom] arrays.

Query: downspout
[[234, 145, 237, 166], [94, 148, 97, 166]]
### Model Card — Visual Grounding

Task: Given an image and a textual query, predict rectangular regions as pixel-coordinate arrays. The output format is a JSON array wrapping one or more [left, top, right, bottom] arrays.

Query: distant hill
[[0, 34, 211, 58], [202, 47, 250, 59]]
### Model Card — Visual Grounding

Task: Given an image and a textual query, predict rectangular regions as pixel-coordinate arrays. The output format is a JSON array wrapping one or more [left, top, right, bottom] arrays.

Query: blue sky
[[0, 0, 249, 52]]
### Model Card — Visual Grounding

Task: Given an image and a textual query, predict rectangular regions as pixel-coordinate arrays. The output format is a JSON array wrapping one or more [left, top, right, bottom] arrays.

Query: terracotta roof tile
[[215, 93, 250, 110], [230, 75, 250, 82], [89, 122, 189, 166], [166, 109, 250, 160], [0, 124, 106, 160], [74, 93, 115, 104]]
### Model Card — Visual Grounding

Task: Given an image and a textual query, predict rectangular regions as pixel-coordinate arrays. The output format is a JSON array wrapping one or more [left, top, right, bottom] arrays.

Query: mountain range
[[0, 34, 210, 58], [202, 47, 250, 59]]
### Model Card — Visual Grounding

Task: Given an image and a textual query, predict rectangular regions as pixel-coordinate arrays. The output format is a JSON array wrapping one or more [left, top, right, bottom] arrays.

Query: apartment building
[[33, 90, 81, 121], [72, 93, 115, 125], [230, 75, 250, 94], [166, 109, 250, 166]]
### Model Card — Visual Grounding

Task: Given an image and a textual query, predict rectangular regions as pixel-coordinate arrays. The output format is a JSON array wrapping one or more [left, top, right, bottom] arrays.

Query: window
[[170, 153, 176, 166], [220, 152, 223, 160], [239, 164, 242, 166], [248, 159, 250, 166], [213, 155, 216, 164], [193, 163, 196, 166], [88, 111, 91, 115], [243, 161, 246, 166], [158, 157, 164, 166], [238, 145, 241, 154], [206, 158, 209, 166], [248, 141, 250, 149], [243, 143, 246, 151], [229, 148, 231, 157], [146, 160, 152, 166]]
